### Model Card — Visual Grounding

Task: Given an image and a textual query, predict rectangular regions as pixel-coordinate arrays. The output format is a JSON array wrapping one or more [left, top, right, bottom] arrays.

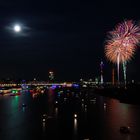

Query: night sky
[[0, 0, 140, 81]]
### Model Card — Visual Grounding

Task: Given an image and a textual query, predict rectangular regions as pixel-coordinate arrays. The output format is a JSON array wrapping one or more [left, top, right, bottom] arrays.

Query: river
[[0, 88, 140, 140]]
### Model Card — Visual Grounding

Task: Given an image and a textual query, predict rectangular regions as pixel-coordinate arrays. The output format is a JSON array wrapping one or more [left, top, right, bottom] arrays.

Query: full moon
[[14, 25, 21, 32]]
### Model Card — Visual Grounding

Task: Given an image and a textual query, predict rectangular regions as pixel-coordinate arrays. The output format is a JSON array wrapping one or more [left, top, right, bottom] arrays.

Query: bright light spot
[[74, 114, 77, 118], [104, 103, 106, 109], [14, 25, 21, 32], [43, 119, 46, 122]]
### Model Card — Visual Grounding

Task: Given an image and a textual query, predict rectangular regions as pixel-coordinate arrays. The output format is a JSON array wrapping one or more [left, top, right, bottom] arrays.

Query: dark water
[[0, 88, 140, 140]]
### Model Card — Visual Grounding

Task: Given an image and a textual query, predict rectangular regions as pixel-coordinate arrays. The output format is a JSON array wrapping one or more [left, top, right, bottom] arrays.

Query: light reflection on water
[[74, 118, 78, 133], [0, 89, 140, 140], [55, 107, 58, 118], [100, 97, 140, 140], [47, 88, 55, 116]]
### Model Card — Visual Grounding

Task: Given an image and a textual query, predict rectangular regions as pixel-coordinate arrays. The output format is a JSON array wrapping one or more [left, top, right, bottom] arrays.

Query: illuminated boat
[[0, 87, 11, 96], [10, 88, 21, 96]]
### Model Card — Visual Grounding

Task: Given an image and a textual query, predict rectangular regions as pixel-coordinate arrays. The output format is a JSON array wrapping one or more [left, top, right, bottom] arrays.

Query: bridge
[[0, 82, 78, 88]]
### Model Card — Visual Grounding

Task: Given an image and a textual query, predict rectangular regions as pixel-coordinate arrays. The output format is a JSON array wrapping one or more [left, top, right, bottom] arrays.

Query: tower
[[100, 60, 104, 84], [112, 67, 115, 85]]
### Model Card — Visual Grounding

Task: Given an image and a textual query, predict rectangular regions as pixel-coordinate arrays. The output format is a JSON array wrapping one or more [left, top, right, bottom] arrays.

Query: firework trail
[[105, 20, 140, 84]]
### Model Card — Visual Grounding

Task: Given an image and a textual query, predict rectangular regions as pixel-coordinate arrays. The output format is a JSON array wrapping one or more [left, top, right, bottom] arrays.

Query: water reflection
[[84, 105, 87, 113], [81, 103, 84, 109], [55, 107, 58, 118], [104, 103, 107, 110], [0, 88, 140, 140], [103, 98, 140, 140], [22, 106, 25, 112], [42, 122, 46, 132], [73, 118, 78, 139], [74, 118, 78, 132], [47, 88, 55, 116], [11, 96, 20, 109]]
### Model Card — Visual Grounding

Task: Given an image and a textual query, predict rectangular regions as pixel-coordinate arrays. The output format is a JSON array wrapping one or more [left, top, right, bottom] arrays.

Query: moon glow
[[14, 25, 21, 32]]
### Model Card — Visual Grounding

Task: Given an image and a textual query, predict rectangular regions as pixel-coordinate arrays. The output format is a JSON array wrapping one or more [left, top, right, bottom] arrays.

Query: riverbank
[[93, 84, 140, 105]]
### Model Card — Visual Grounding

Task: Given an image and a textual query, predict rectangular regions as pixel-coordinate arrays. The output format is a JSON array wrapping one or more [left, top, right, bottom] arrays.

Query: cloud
[[5, 22, 31, 37]]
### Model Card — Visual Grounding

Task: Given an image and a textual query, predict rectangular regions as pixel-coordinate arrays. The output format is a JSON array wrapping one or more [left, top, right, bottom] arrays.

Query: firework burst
[[105, 20, 140, 84], [105, 20, 140, 63], [105, 39, 136, 63]]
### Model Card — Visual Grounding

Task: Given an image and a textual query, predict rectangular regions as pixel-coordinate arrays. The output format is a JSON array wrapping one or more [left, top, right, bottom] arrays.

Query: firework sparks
[[105, 20, 140, 84], [105, 20, 140, 63], [105, 40, 136, 63]]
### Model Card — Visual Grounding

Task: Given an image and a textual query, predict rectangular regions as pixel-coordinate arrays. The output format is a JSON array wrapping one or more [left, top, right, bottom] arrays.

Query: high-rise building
[[49, 71, 54, 81]]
